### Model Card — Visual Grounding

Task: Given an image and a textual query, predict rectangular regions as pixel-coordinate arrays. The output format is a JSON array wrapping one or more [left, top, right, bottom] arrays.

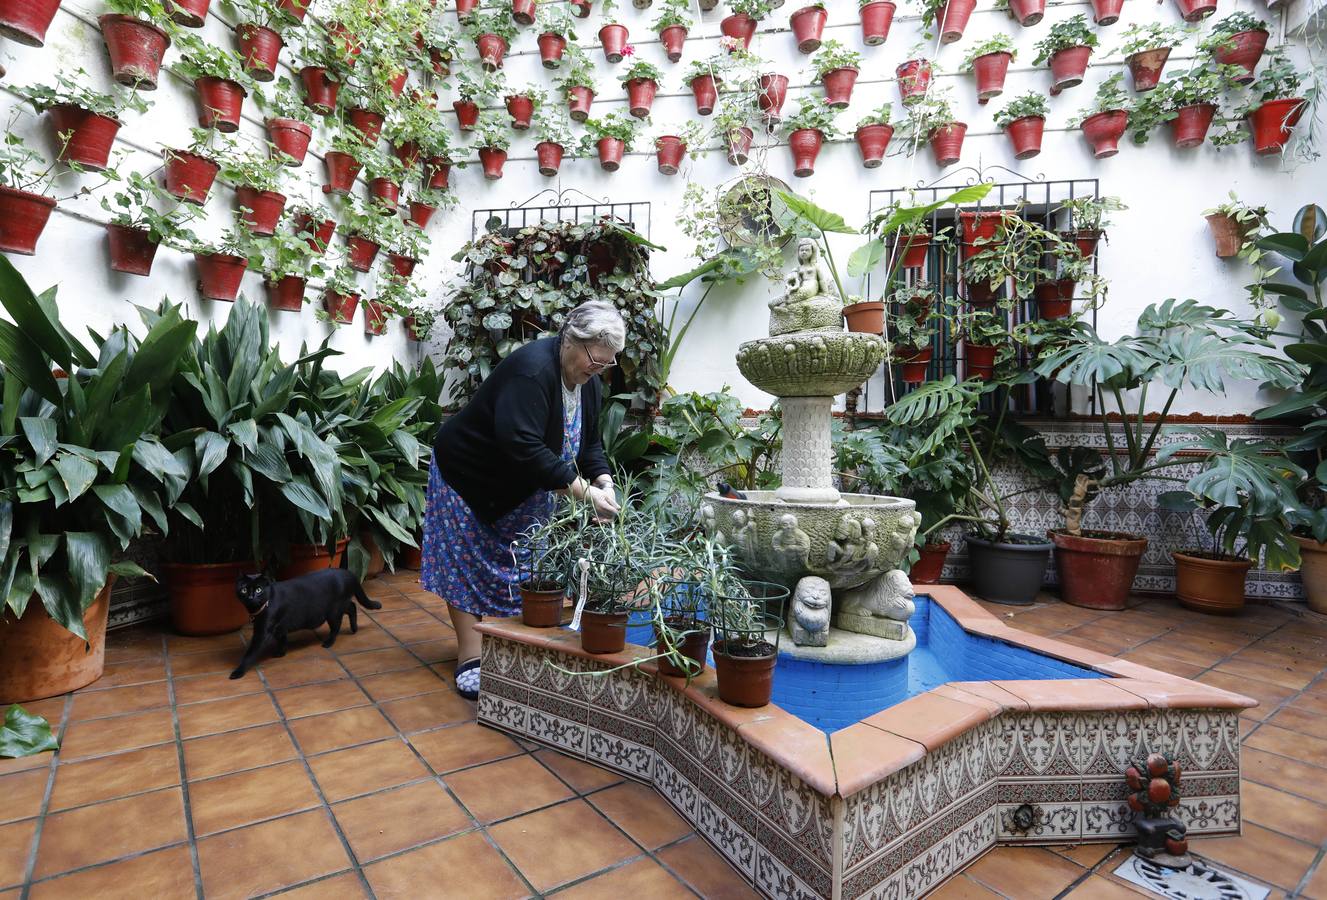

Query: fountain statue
[[701, 240, 921, 656]]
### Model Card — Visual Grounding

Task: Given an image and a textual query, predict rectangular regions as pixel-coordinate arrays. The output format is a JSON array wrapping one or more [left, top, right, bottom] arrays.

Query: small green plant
[[994, 91, 1048, 128], [1244, 45, 1308, 105], [188, 225, 262, 265], [534, 104, 578, 147], [1128, 64, 1238, 145], [383, 93, 448, 151], [728, 0, 774, 18], [224, 0, 300, 31], [17, 69, 149, 120], [453, 67, 508, 104], [218, 149, 286, 192], [620, 59, 663, 84], [1198, 11, 1268, 55], [474, 110, 512, 150], [894, 86, 957, 146], [893, 304, 939, 349], [254, 78, 310, 122], [100, 171, 199, 246], [584, 111, 642, 148], [103, 0, 172, 22], [811, 39, 862, 77], [961, 33, 1016, 70], [958, 305, 1010, 346], [324, 264, 360, 297], [258, 229, 328, 281], [651, 0, 692, 30], [1069, 72, 1132, 126], [410, 185, 458, 212], [537, 3, 577, 38], [361, 149, 409, 184], [464, 5, 519, 42], [856, 102, 893, 128], [1032, 14, 1097, 67], [175, 32, 253, 85], [782, 96, 841, 136], [556, 47, 598, 93], [1060, 195, 1126, 232], [1115, 22, 1188, 57]]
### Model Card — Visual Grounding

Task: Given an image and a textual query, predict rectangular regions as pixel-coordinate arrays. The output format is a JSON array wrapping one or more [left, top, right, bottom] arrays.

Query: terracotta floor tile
[[260, 657, 348, 690], [274, 680, 370, 719], [86, 657, 168, 690], [1196, 672, 1297, 719], [1266, 705, 1327, 740], [11, 697, 66, 729], [446, 755, 574, 824], [0, 752, 50, 777], [173, 671, 264, 706], [963, 846, 1086, 897], [325, 625, 399, 653], [1053, 844, 1125, 868], [168, 648, 242, 678], [1213, 658, 1316, 691], [270, 871, 368, 899], [369, 608, 437, 627], [586, 781, 690, 849], [68, 680, 170, 721], [184, 722, 299, 781], [386, 622, 456, 644], [1302, 860, 1327, 900], [1244, 724, 1327, 768], [926, 873, 1006, 899], [27, 843, 195, 900], [1064, 875, 1152, 897], [58, 708, 174, 761], [0, 819, 36, 889], [333, 780, 472, 862], [488, 799, 640, 892], [290, 706, 397, 756], [1190, 823, 1316, 890], [177, 692, 279, 739], [1117, 647, 1208, 680], [308, 738, 430, 802], [167, 632, 243, 656], [358, 667, 449, 702], [1240, 781, 1327, 845], [1241, 748, 1327, 804], [409, 722, 523, 774], [1061, 623, 1149, 652], [49, 742, 180, 811], [656, 835, 759, 899], [380, 691, 475, 733], [33, 786, 187, 878], [102, 627, 166, 664], [363, 830, 528, 900], [0, 768, 49, 824], [407, 637, 459, 665], [533, 749, 624, 794], [197, 809, 351, 900], [190, 760, 322, 836], [555, 857, 695, 899], [1288, 691, 1327, 717], [339, 647, 420, 677]]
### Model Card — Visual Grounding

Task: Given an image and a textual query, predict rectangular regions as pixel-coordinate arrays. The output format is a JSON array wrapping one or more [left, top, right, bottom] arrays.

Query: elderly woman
[[423, 300, 624, 700]]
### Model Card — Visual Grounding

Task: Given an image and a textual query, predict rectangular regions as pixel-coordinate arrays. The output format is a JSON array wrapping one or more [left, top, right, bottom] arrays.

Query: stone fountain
[[701, 238, 921, 659]]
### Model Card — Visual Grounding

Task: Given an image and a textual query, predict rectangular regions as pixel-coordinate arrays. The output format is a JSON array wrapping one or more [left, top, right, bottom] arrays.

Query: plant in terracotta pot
[[1070, 73, 1133, 158], [162, 126, 230, 205], [853, 103, 894, 168], [17, 70, 149, 174], [382, 91, 446, 170], [0, 135, 66, 256], [888, 292, 940, 382], [556, 47, 598, 121], [782, 96, 840, 176], [919, 0, 974, 44], [811, 39, 862, 108], [709, 575, 789, 707], [418, 19, 461, 76], [511, 503, 582, 627], [1197, 12, 1269, 84], [219, 149, 288, 236], [99, 171, 199, 276], [320, 264, 361, 323], [653, 121, 702, 174], [175, 32, 256, 132], [405, 184, 455, 229], [1238, 46, 1310, 156], [1129, 63, 1239, 148], [258, 228, 327, 310], [651, 0, 691, 61], [894, 87, 966, 166], [1032, 14, 1097, 92], [710, 94, 758, 165], [721, 0, 772, 50], [961, 33, 1016, 102], [683, 55, 726, 116], [849, 183, 989, 288], [618, 58, 663, 119], [858, 0, 895, 44], [99, 0, 175, 90], [255, 80, 317, 166], [189, 225, 262, 302], [596, 0, 631, 61], [474, 110, 513, 180], [323, 130, 366, 194], [994, 90, 1048, 159], [292, 26, 353, 115], [532, 103, 577, 175], [361, 150, 409, 211], [1114, 22, 1187, 93], [1201, 192, 1269, 264], [464, 5, 518, 69], [533, 3, 575, 68], [225, 0, 301, 82], [1059, 194, 1125, 259], [789, 0, 827, 52], [896, 52, 933, 105]]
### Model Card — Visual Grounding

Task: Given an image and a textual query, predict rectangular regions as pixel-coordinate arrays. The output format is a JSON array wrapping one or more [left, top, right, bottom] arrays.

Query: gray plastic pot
[[965, 533, 1052, 605]]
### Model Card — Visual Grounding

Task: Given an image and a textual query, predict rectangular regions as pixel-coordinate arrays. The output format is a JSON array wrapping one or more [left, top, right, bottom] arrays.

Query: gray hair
[[561, 300, 626, 352]]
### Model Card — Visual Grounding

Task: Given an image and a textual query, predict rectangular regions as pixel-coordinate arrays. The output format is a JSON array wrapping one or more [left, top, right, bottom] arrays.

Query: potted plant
[[16, 70, 148, 172], [721, 0, 770, 50], [100, 172, 198, 275], [323, 131, 363, 194], [654, 121, 701, 175], [1090, 0, 1123, 24], [756, 70, 789, 124], [257, 80, 315, 166], [920, 0, 974, 44], [465, 6, 518, 69], [162, 128, 227, 205], [228, 0, 298, 81], [1033, 14, 1097, 92], [383, 92, 446, 169], [0, 133, 60, 255], [406, 185, 455, 228], [0, 0, 62, 45], [506, 86, 542, 130], [1001, 0, 1044, 27], [420, 22, 461, 75], [342, 197, 385, 270], [533, 104, 576, 175], [363, 151, 408, 210], [712, 95, 756, 164], [557, 48, 598, 121], [514, 506, 579, 626], [652, 0, 691, 61], [962, 34, 1016, 101], [257, 230, 324, 310], [294, 29, 351, 115], [859, 0, 894, 45], [1116, 23, 1186, 92], [292, 204, 336, 253], [583, 112, 639, 171], [889, 287, 940, 380], [1059, 194, 1125, 258], [789, 0, 826, 52], [1198, 12, 1269, 84], [995, 91, 1048, 159], [782, 96, 839, 176], [220, 150, 287, 235], [957, 305, 1008, 381], [176, 33, 254, 132], [811, 39, 862, 108], [855, 103, 894, 167], [475, 110, 512, 179], [896, 56, 932, 105], [322, 265, 360, 322], [684, 56, 723, 116], [100, 0, 174, 90], [1072, 73, 1132, 158], [1241, 46, 1308, 155], [897, 87, 966, 166], [511, 0, 536, 25], [191, 226, 259, 301], [1173, 0, 1215, 22], [536, 4, 576, 67], [385, 219, 429, 279], [1201, 193, 1267, 258], [710, 577, 788, 707], [620, 59, 662, 117]]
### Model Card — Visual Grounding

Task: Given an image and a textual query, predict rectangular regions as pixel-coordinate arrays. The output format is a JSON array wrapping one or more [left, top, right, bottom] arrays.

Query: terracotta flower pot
[[235, 186, 286, 235], [726, 126, 754, 165], [520, 584, 566, 627], [570, 0, 590, 16], [712, 639, 776, 707], [363, 299, 388, 335], [1173, 551, 1252, 614], [299, 66, 340, 115], [898, 230, 929, 267], [99, 14, 171, 90], [963, 340, 997, 380], [1048, 45, 1092, 90], [971, 51, 1011, 100], [1090, 0, 1123, 24], [859, 0, 894, 45], [456, 0, 477, 18], [537, 31, 566, 67], [719, 12, 755, 49], [323, 289, 359, 323], [403, 315, 425, 341], [345, 235, 379, 272], [1126, 47, 1170, 92], [511, 0, 536, 24], [897, 58, 932, 104], [424, 157, 451, 189], [937, 0, 975, 43], [821, 66, 858, 108], [535, 141, 564, 176], [1295, 535, 1327, 614], [855, 123, 893, 167], [163, 149, 218, 204], [348, 107, 384, 144], [195, 76, 245, 132], [294, 213, 335, 253], [625, 78, 657, 118], [898, 345, 934, 383], [266, 275, 306, 311], [267, 117, 313, 166], [1008, 0, 1044, 25], [1050, 529, 1147, 611], [194, 252, 248, 301], [690, 74, 719, 115], [505, 94, 534, 128], [1066, 228, 1101, 259], [1033, 279, 1074, 319], [1082, 109, 1128, 158], [0, 582, 111, 703], [1005, 115, 1044, 159], [236, 22, 282, 81], [757, 73, 789, 123], [655, 621, 709, 677], [369, 177, 399, 210], [568, 85, 594, 121], [655, 136, 685, 174], [408, 201, 437, 228], [843, 300, 884, 333], [387, 252, 417, 278], [596, 137, 625, 171], [323, 150, 361, 195], [929, 121, 967, 166], [476, 32, 508, 69], [393, 140, 421, 170], [581, 609, 627, 654], [166, 0, 208, 27], [911, 541, 950, 583], [453, 99, 479, 130], [1171, 103, 1215, 148], [659, 24, 686, 61], [790, 5, 827, 52], [1173, 0, 1215, 21], [46, 105, 120, 170], [788, 127, 823, 177], [599, 22, 628, 61], [278, 539, 349, 579], [479, 146, 507, 179], [106, 223, 158, 275], [1212, 29, 1267, 84], [965, 279, 998, 305], [1205, 212, 1248, 258], [277, 0, 307, 21], [960, 209, 1005, 258], [1249, 98, 1305, 155], [0, 0, 61, 45]]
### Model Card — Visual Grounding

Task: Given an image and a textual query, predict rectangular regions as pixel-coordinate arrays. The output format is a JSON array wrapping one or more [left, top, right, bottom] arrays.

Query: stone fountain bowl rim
[[705, 490, 916, 511]]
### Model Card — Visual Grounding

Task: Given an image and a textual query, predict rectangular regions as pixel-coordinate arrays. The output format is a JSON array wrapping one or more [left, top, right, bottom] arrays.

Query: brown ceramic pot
[[1173, 551, 1252, 615], [278, 539, 349, 580], [712, 639, 776, 707], [163, 561, 252, 635], [580, 609, 627, 654], [654, 620, 709, 677], [1295, 535, 1327, 614], [843, 300, 884, 334], [910, 542, 950, 584], [0, 582, 111, 703], [1050, 530, 1147, 611], [520, 583, 566, 627]]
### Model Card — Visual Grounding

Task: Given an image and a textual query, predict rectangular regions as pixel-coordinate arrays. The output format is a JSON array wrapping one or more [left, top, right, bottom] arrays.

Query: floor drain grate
[[1112, 855, 1270, 900]]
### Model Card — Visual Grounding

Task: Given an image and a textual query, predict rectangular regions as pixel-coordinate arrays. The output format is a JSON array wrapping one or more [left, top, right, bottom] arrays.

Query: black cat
[[230, 565, 381, 679]]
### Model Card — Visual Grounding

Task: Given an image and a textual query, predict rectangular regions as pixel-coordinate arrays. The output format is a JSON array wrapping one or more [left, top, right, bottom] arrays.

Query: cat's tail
[[353, 581, 382, 610]]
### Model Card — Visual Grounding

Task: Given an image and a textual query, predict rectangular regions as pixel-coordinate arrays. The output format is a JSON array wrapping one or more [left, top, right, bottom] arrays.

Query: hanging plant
[[227, 0, 299, 82], [363, 150, 409, 211], [620, 59, 663, 117], [532, 104, 575, 175], [854, 103, 893, 167], [321, 266, 361, 323], [16, 69, 149, 172], [218, 149, 288, 235], [176, 34, 255, 132], [256, 81, 315, 166], [789, 1, 826, 52], [323, 132, 364, 194], [711, 94, 756, 164], [1239, 46, 1309, 155], [294, 33, 349, 115], [782, 96, 840, 176], [996, 0, 1044, 27], [0, 0, 63, 44], [474, 110, 512, 179], [99, 0, 174, 90], [896, 57, 932, 105], [257, 230, 328, 310], [962, 34, 1016, 102], [1127, 65, 1235, 148], [505, 86, 542, 129], [651, 0, 692, 61], [895, 87, 965, 166], [1197, 13, 1269, 84], [812, 39, 862, 108], [722, 0, 772, 49], [406, 185, 456, 228], [341, 196, 390, 271], [684, 56, 724, 115], [1032, 15, 1097, 92], [858, 0, 895, 45], [1173, 0, 1215, 23], [598, 21, 630, 62], [757, 72, 790, 123], [189, 226, 259, 302], [162, 127, 228, 204], [465, 7, 518, 70], [584, 110, 640, 171], [100, 172, 198, 276], [556, 48, 598, 121], [291, 205, 336, 254], [536, 4, 576, 67], [994, 91, 1048, 159], [653, 121, 701, 174], [1114, 23, 1186, 92], [919, 0, 974, 44], [1071, 73, 1132, 158]]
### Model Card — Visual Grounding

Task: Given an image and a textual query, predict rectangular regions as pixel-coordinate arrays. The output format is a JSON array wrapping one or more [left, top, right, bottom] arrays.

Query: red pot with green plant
[[1005, 115, 1044, 159], [855, 123, 893, 167], [1051, 530, 1147, 610], [195, 252, 248, 301], [821, 66, 859, 108], [536, 141, 564, 175], [1048, 46, 1091, 90], [720, 13, 755, 49], [929, 122, 966, 166], [387, 252, 417, 278], [167, 0, 209, 27], [294, 212, 335, 253], [348, 107, 384, 143], [571, 0, 590, 17], [690, 74, 719, 115], [1173, 0, 1215, 21], [860, 0, 894, 45], [599, 22, 628, 61], [1126, 48, 1170, 92], [456, 0, 477, 18], [512, 0, 536, 24], [965, 279, 998, 305], [596, 137, 625, 171], [0, 187, 56, 255], [898, 346, 933, 383], [1249, 98, 1305, 155], [46, 105, 121, 171], [506, 94, 534, 128], [323, 151, 360, 194], [266, 275, 305, 310], [964, 341, 997, 380], [911, 541, 950, 582], [393, 140, 421, 170], [626, 79, 657, 117], [898, 231, 929, 268], [424, 157, 451, 188], [568, 86, 594, 121], [278, 0, 307, 21], [1171, 103, 1215, 148], [972, 51, 1011, 100], [267, 117, 312, 165], [1082, 110, 1128, 158], [195, 76, 246, 132], [1033, 279, 1073, 319], [346, 235, 379, 271], [937, 0, 976, 43], [790, 5, 827, 52], [896, 59, 931, 103], [453, 99, 480, 129], [959, 210, 1005, 258], [235, 186, 285, 235], [758, 73, 789, 122], [479, 146, 507, 179], [538, 31, 566, 66], [369, 177, 399, 209], [363, 299, 388, 335], [659, 24, 686, 60], [476, 33, 508, 68], [323, 289, 358, 323], [726, 127, 754, 164], [1009, 0, 1044, 25], [788, 128, 823, 177], [404, 315, 424, 341], [0, 0, 61, 44], [236, 23, 282, 81], [299, 66, 340, 114], [408, 200, 436, 227], [107, 223, 158, 275], [1211, 29, 1267, 84], [1090, 0, 1122, 24], [99, 14, 171, 89], [163, 149, 219, 204], [655, 136, 685, 174]]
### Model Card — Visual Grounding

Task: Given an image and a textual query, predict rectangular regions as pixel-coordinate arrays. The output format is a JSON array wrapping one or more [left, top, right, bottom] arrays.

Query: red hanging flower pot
[[929, 122, 967, 166], [453, 99, 480, 130], [387, 252, 418, 278], [537, 31, 566, 67], [719, 13, 755, 49], [758, 73, 789, 123], [959, 210, 1006, 258], [393, 140, 421, 170], [1049, 45, 1092, 90], [363, 300, 389, 335], [293, 213, 335, 253], [896, 59, 932, 104], [788, 128, 823, 177], [937, 0, 975, 43], [512, 0, 536, 25], [456, 0, 477, 19], [506, 93, 534, 128], [855, 123, 893, 167], [965, 279, 999, 305], [1173, 0, 1215, 21], [277, 0, 307, 22], [476, 32, 508, 69], [424, 157, 451, 188], [266, 275, 306, 311], [1090, 0, 1123, 24], [479, 146, 507, 179], [1081, 109, 1128, 158], [236, 23, 282, 81], [597, 137, 625, 171], [569, 0, 590, 16], [323, 290, 359, 323], [323, 151, 361, 194], [195, 252, 248, 302], [327, 22, 360, 65], [567, 85, 594, 121], [659, 24, 686, 61], [599, 23, 628, 62], [789, 5, 826, 52], [369, 178, 400, 210], [1213, 29, 1267, 84], [0, 0, 62, 46], [859, 0, 894, 45], [1126, 47, 1170, 92], [726, 126, 754, 164], [346, 235, 379, 272], [971, 51, 1011, 101], [166, 0, 209, 27], [1065, 229, 1100, 259], [387, 70, 407, 97], [99, 14, 171, 90], [348, 107, 384, 144], [1249, 98, 1306, 155], [1008, 0, 1045, 24], [1004, 115, 1044, 159], [626, 79, 657, 118], [299, 66, 340, 115], [689, 74, 719, 115], [106, 223, 158, 275], [1171, 103, 1215, 148], [536, 140, 564, 175], [821, 66, 858, 108], [408, 201, 437, 228], [163, 149, 219, 204], [898, 231, 929, 267], [266, 117, 313, 166], [898, 346, 933, 383], [404, 315, 424, 341], [655, 136, 685, 174], [963, 341, 998, 380], [1033, 280, 1074, 319], [235, 186, 286, 236], [46, 105, 121, 171], [195, 76, 246, 132]]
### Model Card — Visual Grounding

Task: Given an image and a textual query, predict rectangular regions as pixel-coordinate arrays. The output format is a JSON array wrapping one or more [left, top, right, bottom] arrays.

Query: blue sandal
[[455, 658, 481, 701]]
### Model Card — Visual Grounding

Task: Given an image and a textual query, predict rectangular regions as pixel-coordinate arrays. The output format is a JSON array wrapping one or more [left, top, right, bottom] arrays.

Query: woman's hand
[[587, 485, 621, 522]]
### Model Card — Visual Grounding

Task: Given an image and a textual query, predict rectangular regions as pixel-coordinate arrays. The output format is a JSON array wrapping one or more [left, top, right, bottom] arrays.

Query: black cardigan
[[433, 336, 610, 524]]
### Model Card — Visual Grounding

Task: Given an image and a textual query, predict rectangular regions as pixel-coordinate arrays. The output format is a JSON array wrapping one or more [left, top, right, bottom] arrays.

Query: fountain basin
[[737, 330, 887, 397]]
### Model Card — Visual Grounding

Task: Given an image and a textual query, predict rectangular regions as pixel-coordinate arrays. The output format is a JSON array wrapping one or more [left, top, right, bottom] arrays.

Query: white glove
[[587, 485, 621, 521]]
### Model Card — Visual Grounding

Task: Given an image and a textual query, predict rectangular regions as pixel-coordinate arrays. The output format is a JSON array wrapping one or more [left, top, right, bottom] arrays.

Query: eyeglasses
[[582, 342, 616, 370]]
